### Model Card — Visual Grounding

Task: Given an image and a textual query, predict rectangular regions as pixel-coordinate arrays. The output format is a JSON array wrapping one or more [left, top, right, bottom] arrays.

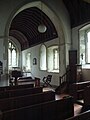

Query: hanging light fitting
[[38, 1, 47, 33], [38, 24, 47, 33]]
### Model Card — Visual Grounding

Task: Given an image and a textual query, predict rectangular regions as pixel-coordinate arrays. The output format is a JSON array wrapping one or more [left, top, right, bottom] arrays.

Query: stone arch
[[4, 1, 65, 76]]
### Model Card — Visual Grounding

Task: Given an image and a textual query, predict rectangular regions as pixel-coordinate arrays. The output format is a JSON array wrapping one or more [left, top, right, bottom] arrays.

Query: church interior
[[0, 0, 90, 119]]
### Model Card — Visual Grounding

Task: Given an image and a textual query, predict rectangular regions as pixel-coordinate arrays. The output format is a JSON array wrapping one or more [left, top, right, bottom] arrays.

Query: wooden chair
[[42, 75, 52, 87]]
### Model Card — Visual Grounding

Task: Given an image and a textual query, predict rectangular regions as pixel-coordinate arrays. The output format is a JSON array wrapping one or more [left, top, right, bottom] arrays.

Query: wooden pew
[[71, 85, 90, 114], [1, 96, 74, 120], [0, 91, 55, 111], [0, 84, 34, 91], [17, 77, 35, 85], [78, 86, 90, 112], [69, 81, 90, 102], [0, 87, 43, 99], [83, 86, 90, 106], [17, 77, 40, 87], [66, 110, 90, 120]]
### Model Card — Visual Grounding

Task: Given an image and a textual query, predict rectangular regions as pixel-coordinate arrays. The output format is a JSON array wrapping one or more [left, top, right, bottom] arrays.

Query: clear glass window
[[40, 44, 47, 70], [8, 41, 18, 69], [47, 46, 59, 73], [26, 52, 31, 71], [53, 48, 59, 70]]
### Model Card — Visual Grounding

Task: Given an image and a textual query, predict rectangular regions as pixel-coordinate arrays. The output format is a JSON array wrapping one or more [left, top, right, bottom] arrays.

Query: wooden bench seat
[[0, 87, 43, 99], [66, 110, 90, 120], [69, 81, 90, 102], [73, 85, 90, 113], [83, 86, 90, 106], [78, 86, 90, 112], [0, 91, 55, 112], [1, 96, 74, 120], [17, 77, 40, 86], [17, 77, 35, 85], [0, 84, 34, 91]]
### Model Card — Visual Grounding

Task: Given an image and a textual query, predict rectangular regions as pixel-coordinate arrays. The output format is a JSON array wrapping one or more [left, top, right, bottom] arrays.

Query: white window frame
[[40, 44, 47, 70], [39, 44, 59, 73], [8, 41, 19, 69], [79, 25, 90, 68], [26, 52, 31, 72], [53, 48, 59, 70], [47, 45, 59, 73]]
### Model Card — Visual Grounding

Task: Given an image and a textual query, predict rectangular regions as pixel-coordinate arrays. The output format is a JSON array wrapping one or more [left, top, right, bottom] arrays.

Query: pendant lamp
[[38, 2, 47, 33]]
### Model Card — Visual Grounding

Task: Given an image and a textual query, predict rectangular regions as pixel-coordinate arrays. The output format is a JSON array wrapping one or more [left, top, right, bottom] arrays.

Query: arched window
[[40, 44, 46, 70], [47, 45, 59, 73], [8, 41, 19, 69], [79, 24, 90, 65], [26, 52, 31, 71], [53, 48, 59, 70], [40, 44, 59, 72]]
